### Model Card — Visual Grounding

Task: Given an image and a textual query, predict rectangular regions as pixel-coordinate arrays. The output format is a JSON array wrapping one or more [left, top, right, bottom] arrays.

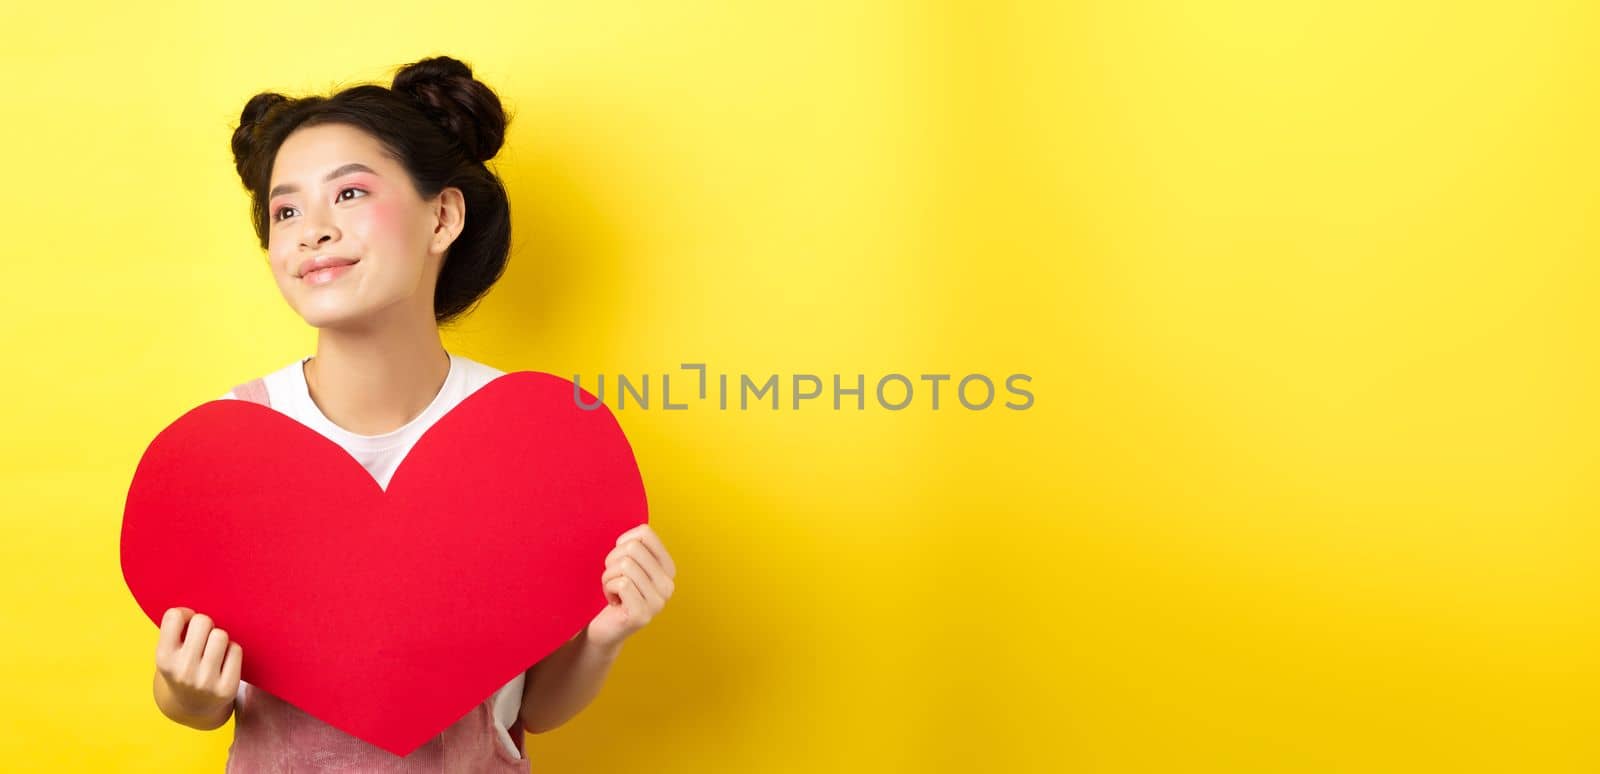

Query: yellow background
[[1, 1, 1595, 771]]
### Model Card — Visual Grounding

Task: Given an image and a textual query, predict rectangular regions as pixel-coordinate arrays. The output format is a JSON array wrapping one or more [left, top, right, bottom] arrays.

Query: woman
[[148, 55, 676, 771]]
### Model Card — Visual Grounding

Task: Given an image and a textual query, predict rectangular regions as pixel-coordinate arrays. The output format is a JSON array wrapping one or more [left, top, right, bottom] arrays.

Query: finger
[[157, 607, 193, 659], [608, 526, 675, 580], [618, 542, 672, 599], [602, 544, 661, 591], [611, 575, 651, 624], [219, 642, 244, 694], [632, 527, 677, 579], [599, 558, 639, 607], [199, 628, 230, 683], [617, 557, 665, 612], [604, 574, 626, 606], [604, 542, 627, 567], [603, 536, 646, 569], [180, 613, 214, 666], [614, 523, 649, 545]]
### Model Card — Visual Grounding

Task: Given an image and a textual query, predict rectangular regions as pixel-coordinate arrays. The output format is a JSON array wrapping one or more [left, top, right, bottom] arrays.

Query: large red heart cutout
[[120, 371, 647, 757]]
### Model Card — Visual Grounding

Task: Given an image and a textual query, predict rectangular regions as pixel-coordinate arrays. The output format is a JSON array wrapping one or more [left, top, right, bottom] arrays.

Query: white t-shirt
[[217, 350, 527, 759]]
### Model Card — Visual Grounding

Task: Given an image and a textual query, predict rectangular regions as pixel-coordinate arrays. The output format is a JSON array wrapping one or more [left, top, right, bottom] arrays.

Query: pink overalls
[[222, 377, 530, 773]]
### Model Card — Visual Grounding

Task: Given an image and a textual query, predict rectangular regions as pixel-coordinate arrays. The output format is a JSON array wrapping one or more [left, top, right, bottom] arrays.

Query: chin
[[294, 301, 374, 331]]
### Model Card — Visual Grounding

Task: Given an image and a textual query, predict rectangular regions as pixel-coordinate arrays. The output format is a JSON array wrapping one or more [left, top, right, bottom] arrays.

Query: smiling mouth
[[301, 262, 359, 283]]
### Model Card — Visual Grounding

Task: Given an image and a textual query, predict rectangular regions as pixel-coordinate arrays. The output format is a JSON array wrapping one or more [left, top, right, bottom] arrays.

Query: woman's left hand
[[587, 524, 676, 651]]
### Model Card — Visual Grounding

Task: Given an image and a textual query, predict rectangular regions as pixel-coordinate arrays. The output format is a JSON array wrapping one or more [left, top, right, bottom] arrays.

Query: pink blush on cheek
[[361, 197, 401, 237], [351, 198, 415, 254]]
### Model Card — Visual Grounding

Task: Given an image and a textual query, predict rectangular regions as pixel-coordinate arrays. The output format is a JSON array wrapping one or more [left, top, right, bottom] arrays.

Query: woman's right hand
[[155, 607, 243, 719]]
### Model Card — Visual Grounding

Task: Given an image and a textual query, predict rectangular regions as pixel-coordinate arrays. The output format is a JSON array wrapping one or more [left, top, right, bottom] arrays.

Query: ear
[[428, 186, 467, 257]]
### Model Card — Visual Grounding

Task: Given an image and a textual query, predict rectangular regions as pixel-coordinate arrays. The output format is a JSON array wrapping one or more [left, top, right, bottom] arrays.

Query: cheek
[[267, 240, 294, 274], [358, 200, 408, 245]]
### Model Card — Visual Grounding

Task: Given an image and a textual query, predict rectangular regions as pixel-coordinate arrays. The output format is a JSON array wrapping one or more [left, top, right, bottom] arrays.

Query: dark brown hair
[[230, 55, 513, 327]]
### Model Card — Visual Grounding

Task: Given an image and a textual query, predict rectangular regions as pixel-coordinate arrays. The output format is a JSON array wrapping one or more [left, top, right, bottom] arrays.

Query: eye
[[272, 187, 368, 223]]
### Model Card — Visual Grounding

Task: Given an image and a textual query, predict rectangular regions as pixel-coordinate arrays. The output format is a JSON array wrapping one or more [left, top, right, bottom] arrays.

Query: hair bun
[[231, 91, 290, 181], [391, 56, 508, 163]]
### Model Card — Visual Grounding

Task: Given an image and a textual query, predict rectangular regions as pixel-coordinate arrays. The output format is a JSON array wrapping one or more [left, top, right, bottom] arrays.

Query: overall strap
[[231, 376, 271, 408]]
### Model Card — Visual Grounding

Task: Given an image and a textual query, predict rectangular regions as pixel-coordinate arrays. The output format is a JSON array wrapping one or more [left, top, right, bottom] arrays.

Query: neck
[[304, 319, 450, 436]]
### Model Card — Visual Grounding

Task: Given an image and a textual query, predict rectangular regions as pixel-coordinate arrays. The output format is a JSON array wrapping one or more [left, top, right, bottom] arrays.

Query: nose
[[301, 228, 337, 250], [299, 209, 339, 249]]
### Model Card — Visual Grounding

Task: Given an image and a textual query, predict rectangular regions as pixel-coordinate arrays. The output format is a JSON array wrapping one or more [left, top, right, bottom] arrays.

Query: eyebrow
[[268, 163, 378, 200]]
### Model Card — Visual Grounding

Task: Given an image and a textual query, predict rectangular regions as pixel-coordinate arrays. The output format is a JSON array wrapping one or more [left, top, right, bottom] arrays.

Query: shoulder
[[227, 356, 310, 404], [453, 352, 509, 388], [225, 376, 272, 406], [218, 359, 301, 406]]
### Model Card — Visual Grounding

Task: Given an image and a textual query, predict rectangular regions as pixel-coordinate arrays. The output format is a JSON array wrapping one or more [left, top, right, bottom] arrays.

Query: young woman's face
[[264, 122, 460, 331]]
